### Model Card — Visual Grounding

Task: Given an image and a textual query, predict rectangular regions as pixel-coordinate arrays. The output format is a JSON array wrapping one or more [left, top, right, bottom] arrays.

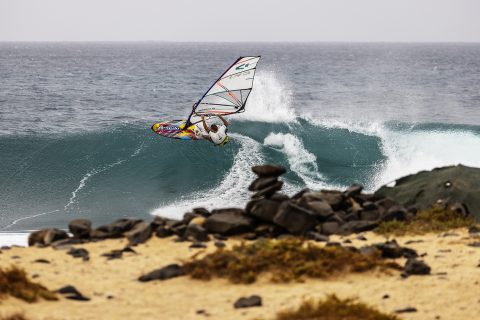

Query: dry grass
[[274, 295, 401, 320], [375, 207, 475, 236], [0, 266, 57, 303], [0, 314, 27, 320], [182, 239, 401, 284]]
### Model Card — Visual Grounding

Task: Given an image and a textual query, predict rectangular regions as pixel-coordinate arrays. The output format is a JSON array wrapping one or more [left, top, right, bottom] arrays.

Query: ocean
[[1, 42, 480, 233]]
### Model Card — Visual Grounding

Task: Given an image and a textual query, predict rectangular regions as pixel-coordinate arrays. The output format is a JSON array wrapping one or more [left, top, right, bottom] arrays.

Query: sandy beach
[[1, 228, 480, 320]]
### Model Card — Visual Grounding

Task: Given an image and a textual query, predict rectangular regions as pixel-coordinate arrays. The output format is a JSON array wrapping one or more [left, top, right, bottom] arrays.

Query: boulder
[[182, 212, 200, 225], [28, 228, 69, 247], [404, 258, 431, 276], [68, 219, 92, 239], [344, 183, 363, 197], [192, 207, 210, 217], [234, 295, 262, 308], [184, 224, 210, 242], [339, 221, 379, 235], [90, 218, 143, 239], [269, 192, 290, 203], [306, 201, 334, 220], [138, 264, 185, 282], [125, 222, 152, 246], [273, 201, 316, 235], [57, 285, 90, 301], [204, 209, 255, 235], [375, 165, 480, 220], [360, 210, 381, 221], [248, 177, 278, 191], [67, 247, 89, 261], [382, 205, 409, 222], [252, 164, 286, 178], [247, 199, 280, 222], [320, 221, 340, 235], [251, 181, 284, 199]]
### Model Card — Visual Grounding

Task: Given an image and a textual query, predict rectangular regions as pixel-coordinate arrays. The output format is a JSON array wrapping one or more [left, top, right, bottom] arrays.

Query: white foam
[[0, 233, 29, 247], [236, 71, 297, 123], [151, 133, 265, 219], [263, 132, 337, 190], [372, 129, 480, 190]]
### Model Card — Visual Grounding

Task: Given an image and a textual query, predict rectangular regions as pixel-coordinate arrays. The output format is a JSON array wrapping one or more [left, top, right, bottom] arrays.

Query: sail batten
[[186, 56, 260, 126]]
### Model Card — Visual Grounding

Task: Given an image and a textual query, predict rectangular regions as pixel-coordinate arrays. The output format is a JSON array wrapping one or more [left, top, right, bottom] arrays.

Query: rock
[[204, 209, 255, 235], [67, 248, 89, 261], [448, 202, 470, 218], [404, 258, 431, 276], [57, 285, 90, 301], [305, 231, 329, 242], [233, 295, 262, 308], [182, 212, 200, 224], [248, 177, 278, 191], [382, 205, 409, 222], [269, 192, 290, 202], [68, 219, 92, 239], [252, 164, 286, 178], [375, 240, 404, 258], [51, 237, 89, 249], [360, 210, 381, 221], [273, 201, 316, 235], [189, 242, 207, 249], [375, 165, 480, 220], [192, 207, 210, 217], [138, 264, 185, 282], [344, 183, 363, 197], [339, 221, 378, 235], [361, 201, 378, 211], [291, 188, 311, 200], [155, 226, 174, 238], [375, 197, 397, 212], [28, 228, 69, 247], [348, 198, 363, 214], [214, 241, 226, 248], [247, 199, 280, 222], [320, 221, 340, 235], [185, 224, 210, 242], [189, 216, 206, 226], [306, 201, 334, 220], [318, 191, 345, 210], [101, 247, 136, 260], [33, 258, 50, 264], [243, 232, 258, 240], [468, 225, 480, 234], [90, 218, 143, 239], [251, 181, 284, 199], [467, 242, 480, 247], [395, 307, 417, 314], [125, 222, 152, 246]]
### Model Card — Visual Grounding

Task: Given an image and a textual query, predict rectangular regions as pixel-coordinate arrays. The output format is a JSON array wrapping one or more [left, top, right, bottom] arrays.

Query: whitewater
[[1, 42, 479, 231]]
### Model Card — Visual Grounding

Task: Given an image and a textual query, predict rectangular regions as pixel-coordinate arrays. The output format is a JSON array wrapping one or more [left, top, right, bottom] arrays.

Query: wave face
[[1, 43, 480, 230]]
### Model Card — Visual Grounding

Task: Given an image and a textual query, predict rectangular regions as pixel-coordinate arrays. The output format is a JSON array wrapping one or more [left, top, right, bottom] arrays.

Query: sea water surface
[[1, 42, 480, 232]]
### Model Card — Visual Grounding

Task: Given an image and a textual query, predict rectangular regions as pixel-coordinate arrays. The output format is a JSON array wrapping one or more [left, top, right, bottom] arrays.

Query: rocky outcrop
[[375, 164, 480, 220]]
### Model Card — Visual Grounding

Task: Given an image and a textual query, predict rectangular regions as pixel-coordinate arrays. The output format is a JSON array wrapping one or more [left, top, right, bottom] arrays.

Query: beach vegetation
[[182, 239, 401, 284], [0, 266, 57, 303], [375, 207, 475, 236], [274, 294, 401, 320]]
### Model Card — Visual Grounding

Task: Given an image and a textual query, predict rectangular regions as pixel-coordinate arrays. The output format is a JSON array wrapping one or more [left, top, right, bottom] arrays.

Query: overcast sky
[[1, 0, 479, 42]]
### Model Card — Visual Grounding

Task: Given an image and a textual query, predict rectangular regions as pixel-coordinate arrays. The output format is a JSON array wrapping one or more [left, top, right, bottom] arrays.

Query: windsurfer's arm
[[201, 116, 210, 133], [217, 114, 229, 126]]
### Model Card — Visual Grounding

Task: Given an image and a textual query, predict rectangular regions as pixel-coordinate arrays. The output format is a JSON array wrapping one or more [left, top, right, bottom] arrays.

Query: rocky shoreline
[[1, 164, 480, 320]]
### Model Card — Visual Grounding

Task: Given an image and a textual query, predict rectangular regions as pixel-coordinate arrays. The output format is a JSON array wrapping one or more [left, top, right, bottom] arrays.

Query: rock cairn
[[28, 164, 424, 247]]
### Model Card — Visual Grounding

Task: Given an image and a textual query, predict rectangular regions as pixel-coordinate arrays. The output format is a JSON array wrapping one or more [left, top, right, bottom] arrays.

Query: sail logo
[[235, 63, 250, 70]]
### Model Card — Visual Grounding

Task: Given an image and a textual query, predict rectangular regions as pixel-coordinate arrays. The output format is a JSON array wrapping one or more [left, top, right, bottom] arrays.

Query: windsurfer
[[194, 114, 229, 146]]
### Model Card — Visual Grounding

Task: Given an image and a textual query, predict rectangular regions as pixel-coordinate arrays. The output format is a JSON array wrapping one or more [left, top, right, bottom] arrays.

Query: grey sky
[[1, 0, 479, 42]]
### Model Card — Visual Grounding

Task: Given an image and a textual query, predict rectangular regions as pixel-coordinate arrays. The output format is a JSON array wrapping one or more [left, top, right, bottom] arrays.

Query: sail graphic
[[186, 56, 261, 126]]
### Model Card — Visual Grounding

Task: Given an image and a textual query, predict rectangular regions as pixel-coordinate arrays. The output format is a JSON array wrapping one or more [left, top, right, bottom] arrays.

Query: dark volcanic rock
[[185, 224, 210, 242], [57, 285, 90, 301], [67, 247, 89, 261], [33, 258, 50, 264], [248, 177, 278, 191], [252, 164, 286, 178], [192, 207, 210, 217], [234, 295, 262, 308], [344, 183, 364, 198], [273, 201, 316, 235], [252, 181, 284, 199], [395, 307, 417, 314], [138, 264, 185, 282], [339, 221, 379, 235], [247, 199, 280, 222], [404, 258, 431, 276], [125, 222, 152, 246], [68, 219, 92, 239], [204, 209, 255, 235], [90, 218, 143, 239], [28, 228, 69, 247], [305, 231, 329, 242], [375, 165, 480, 220], [269, 192, 290, 202], [306, 201, 334, 220], [155, 226, 175, 238], [382, 205, 409, 222], [320, 221, 340, 236], [318, 191, 345, 210]]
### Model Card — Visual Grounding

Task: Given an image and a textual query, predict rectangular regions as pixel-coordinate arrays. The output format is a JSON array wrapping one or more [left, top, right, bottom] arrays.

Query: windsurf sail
[[185, 56, 261, 127]]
